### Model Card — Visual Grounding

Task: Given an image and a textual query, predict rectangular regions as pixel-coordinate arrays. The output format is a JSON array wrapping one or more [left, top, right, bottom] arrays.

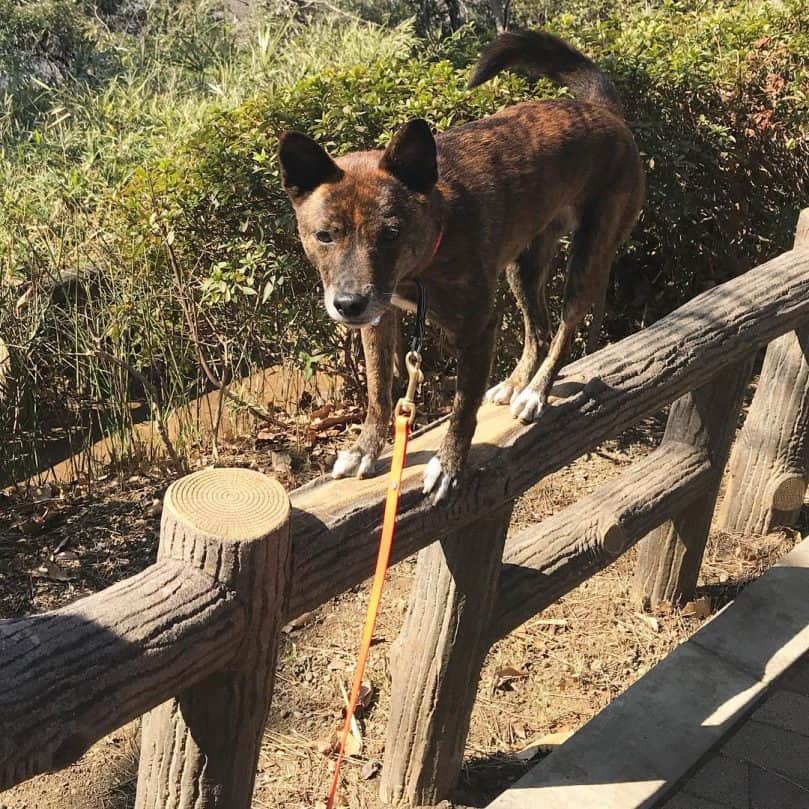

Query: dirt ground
[[0, 407, 800, 809]]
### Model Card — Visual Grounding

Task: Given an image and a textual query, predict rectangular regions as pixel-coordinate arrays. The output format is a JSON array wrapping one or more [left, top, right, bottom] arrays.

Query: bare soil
[[0, 409, 800, 809]]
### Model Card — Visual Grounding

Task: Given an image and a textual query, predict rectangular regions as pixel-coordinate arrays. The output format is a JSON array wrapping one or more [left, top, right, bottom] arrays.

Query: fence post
[[716, 210, 809, 535], [380, 502, 513, 806], [135, 467, 291, 809], [633, 359, 753, 608]]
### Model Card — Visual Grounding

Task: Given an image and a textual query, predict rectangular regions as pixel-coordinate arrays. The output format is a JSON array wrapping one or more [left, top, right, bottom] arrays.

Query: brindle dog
[[279, 29, 645, 502]]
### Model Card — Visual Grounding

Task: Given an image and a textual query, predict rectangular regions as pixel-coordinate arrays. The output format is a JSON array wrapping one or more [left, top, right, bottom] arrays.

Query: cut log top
[[164, 466, 290, 542], [0, 468, 291, 794], [287, 245, 809, 619]]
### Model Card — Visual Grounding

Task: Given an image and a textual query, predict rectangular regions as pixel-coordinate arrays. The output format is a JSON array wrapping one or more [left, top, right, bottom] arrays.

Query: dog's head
[[278, 119, 438, 328]]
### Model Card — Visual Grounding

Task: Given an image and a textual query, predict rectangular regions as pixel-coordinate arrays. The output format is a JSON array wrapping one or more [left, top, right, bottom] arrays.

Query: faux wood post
[[633, 360, 754, 608], [380, 503, 513, 806], [717, 210, 809, 535], [136, 467, 291, 809]]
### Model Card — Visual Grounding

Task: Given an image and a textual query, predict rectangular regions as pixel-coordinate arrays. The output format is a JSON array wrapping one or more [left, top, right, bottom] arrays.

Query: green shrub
[[1, 0, 807, 482]]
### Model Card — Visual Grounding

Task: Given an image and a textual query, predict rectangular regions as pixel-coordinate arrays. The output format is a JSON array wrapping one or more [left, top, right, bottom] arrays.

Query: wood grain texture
[[287, 245, 809, 619], [380, 504, 513, 806], [0, 560, 245, 791], [136, 468, 291, 809], [493, 441, 713, 640], [633, 360, 754, 607], [718, 210, 809, 535]]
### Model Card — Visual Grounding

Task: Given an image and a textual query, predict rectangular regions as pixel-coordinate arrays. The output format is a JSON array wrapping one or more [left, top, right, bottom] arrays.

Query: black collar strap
[[411, 279, 428, 354]]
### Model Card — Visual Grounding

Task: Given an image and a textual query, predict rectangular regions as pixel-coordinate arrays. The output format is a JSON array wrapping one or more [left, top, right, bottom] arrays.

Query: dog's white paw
[[510, 387, 546, 423], [332, 449, 375, 479], [422, 455, 459, 503], [485, 380, 519, 406]]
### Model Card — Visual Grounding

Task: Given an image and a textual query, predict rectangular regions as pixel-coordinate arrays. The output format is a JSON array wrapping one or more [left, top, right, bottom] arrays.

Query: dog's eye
[[315, 230, 333, 244], [381, 225, 400, 242]]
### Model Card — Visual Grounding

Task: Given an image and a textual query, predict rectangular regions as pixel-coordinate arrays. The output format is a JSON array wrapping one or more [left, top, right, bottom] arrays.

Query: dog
[[279, 29, 644, 502]]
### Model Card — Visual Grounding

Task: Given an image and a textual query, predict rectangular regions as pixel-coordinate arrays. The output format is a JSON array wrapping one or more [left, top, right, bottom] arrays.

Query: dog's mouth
[[333, 312, 384, 329]]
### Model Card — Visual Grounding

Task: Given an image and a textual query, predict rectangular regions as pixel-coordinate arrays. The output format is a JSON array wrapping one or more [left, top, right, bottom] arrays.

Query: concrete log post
[[136, 467, 291, 809], [717, 210, 809, 535], [633, 360, 753, 607], [379, 504, 513, 806]]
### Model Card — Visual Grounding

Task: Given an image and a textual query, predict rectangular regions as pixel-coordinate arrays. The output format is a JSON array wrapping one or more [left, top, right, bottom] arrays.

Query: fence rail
[[1, 211, 808, 807]]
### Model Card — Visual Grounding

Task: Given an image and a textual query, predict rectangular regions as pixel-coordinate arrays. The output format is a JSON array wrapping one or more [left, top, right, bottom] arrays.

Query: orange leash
[[325, 352, 422, 809]]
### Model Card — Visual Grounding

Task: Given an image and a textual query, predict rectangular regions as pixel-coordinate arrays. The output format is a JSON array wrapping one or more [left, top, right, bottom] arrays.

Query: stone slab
[[487, 538, 809, 809]]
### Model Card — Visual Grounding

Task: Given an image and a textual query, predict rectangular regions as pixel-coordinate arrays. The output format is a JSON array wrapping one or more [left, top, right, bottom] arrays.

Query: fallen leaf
[[34, 559, 73, 582], [15, 284, 34, 314], [32, 485, 52, 503], [517, 729, 575, 760], [311, 409, 363, 432], [535, 618, 569, 628], [495, 665, 528, 679], [271, 451, 292, 475], [494, 665, 529, 691], [344, 725, 362, 756], [338, 681, 363, 755], [282, 611, 313, 633], [681, 596, 711, 619], [635, 613, 660, 633], [360, 760, 381, 780], [516, 746, 541, 762], [310, 403, 333, 421], [358, 680, 376, 710]]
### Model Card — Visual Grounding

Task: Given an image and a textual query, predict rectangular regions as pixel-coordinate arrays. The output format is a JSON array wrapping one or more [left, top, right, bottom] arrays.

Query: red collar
[[429, 227, 443, 263]]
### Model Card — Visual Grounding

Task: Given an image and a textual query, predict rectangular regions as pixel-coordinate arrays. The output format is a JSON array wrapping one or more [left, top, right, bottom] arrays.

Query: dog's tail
[[467, 29, 622, 116]]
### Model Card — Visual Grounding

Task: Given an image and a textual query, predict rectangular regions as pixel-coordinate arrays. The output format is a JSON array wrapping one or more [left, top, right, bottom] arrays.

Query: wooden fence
[[1, 210, 808, 808]]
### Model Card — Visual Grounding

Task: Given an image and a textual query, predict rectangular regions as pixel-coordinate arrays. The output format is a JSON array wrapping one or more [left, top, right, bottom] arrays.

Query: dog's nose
[[333, 293, 369, 319]]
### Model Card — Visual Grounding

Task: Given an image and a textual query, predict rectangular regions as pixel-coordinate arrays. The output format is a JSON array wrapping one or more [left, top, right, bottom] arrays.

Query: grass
[[1, 0, 806, 486], [0, 2, 419, 485]]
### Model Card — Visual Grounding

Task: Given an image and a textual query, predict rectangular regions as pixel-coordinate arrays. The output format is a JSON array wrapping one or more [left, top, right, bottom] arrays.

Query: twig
[[161, 230, 287, 430], [85, 348, 188, 476]]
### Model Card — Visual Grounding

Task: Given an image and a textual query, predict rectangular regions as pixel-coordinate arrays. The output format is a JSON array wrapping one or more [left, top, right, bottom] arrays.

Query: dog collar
[[429, 227, 443, 262]]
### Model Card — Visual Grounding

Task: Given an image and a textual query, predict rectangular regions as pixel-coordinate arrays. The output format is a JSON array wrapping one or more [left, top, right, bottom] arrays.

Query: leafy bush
[[1, 0, 807, 482]]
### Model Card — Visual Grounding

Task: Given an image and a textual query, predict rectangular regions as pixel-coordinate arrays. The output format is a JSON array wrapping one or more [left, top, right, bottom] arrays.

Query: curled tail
[[467, 29, 623, 116]]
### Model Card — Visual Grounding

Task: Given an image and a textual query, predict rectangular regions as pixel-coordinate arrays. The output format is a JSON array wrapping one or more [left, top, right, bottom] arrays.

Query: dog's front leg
[[332, 309, 397, 479], [423, 317, 497, 503]]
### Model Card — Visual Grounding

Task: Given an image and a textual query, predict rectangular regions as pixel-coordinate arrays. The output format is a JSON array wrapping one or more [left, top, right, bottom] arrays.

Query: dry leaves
[[493, 665, 529, 692], [32, 559, 73, 582], [635, 612, 660, 633], [681, 596, 712, 620], [282, 611, 313, 633], [360, 760, 381, 780], [271, 451, 292, 476], [516, 729, 575, 761], [314, 678, 378, 759]]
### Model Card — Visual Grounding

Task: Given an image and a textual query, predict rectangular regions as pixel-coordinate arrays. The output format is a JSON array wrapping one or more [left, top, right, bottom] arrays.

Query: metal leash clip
[[395, 350, 423, 425]]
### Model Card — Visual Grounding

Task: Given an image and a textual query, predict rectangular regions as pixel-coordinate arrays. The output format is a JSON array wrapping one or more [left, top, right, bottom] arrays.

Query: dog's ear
[[278, 131, 342, 198], [379, 119, 437, 194]]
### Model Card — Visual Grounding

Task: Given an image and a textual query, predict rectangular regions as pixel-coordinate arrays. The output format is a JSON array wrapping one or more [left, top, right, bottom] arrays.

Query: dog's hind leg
[[510, 200, 627, 423], [486, 224, 562, 405]]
